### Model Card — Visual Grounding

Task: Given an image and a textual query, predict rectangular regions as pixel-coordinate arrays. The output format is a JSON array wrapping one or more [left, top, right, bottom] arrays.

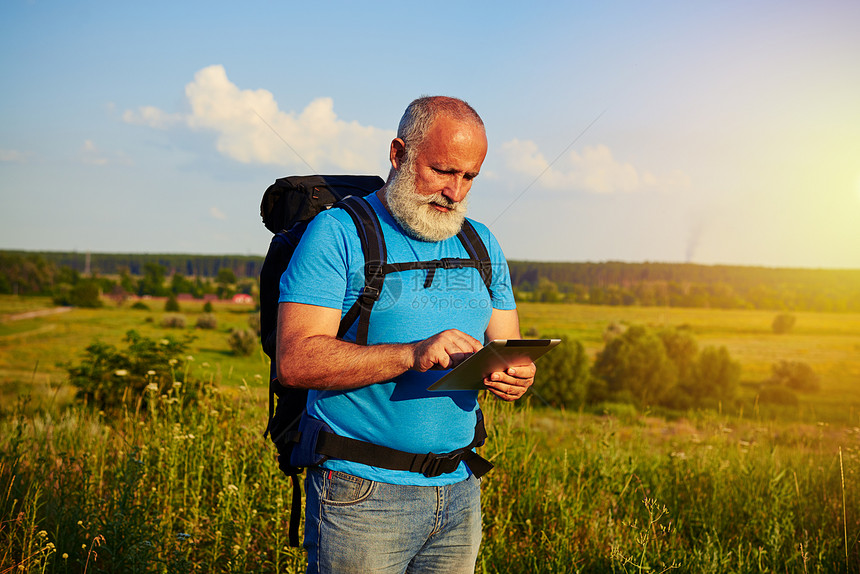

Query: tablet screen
[[427, 339, 561, 391]]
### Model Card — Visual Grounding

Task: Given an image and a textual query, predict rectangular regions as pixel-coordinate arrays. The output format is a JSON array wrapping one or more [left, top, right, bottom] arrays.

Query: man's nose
[[442, 176, 469, 203]]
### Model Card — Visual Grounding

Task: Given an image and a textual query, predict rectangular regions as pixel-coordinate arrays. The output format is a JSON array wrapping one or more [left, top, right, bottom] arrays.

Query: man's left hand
[[483, 362, 536, 402]]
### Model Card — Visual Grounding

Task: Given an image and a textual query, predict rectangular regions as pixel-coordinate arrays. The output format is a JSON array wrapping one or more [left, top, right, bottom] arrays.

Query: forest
[[2, 250, 860, 312]]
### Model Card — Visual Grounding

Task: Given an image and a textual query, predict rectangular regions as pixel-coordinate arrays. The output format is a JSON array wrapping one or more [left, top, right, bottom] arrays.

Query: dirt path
[[0, 323, 58, 340], [1, 307, 73, 322]]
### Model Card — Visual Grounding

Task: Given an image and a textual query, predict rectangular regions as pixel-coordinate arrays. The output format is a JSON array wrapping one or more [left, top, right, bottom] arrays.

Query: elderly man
[[277, 96, 535, 573]]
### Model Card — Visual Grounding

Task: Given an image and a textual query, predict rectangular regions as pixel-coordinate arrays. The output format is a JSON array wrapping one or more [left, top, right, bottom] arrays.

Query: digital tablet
[[427, 339, 562, 392]]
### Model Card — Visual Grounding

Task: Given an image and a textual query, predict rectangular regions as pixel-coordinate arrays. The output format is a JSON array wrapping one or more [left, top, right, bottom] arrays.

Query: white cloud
[[209, 206, 227, 220], [0, 148, 28, 163], [499, 139, 690, 194], [122, 105, 184, 129], [81, 140, 108, 166], [124, 65, 393, 173], [80, 139, 132, 167]]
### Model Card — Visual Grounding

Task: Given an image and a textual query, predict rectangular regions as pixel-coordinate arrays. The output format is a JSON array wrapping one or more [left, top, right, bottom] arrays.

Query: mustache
[[422, 193, 466, 213], [427, 194, 455, 207]]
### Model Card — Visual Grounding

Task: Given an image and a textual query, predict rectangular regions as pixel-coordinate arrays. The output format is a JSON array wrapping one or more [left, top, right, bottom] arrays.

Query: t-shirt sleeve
[[278, 212, 356, 311]]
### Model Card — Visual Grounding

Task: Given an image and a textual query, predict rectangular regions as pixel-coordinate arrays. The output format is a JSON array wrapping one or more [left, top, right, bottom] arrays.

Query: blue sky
[[2, 0, 859, 268]]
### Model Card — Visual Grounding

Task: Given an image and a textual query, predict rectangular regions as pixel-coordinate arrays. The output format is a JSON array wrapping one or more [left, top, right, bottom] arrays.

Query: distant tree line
[[1, 250, 264, 281], [0, 252, 255, 306], [510, 261, 860, 312], [3, 251, 859, 312]]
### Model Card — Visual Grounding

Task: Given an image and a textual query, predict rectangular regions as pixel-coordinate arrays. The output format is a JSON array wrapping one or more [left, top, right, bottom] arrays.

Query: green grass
[[0, 296, 270, 411], [1, 385, 857, 573], [519, 302, 860, 424], [2, 295, 860, 571]]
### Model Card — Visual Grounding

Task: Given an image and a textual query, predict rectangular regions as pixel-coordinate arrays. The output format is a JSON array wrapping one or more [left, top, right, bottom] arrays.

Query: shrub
[[658, 327, 698, 384], [131, 301, 150, 311], [533, 336, 590, 409], [195, 313, 217, 330], [771, 313, 796, 334], [161, 314, 186, 329], [202, 300, 214, 313], [227, 328, 257, 356], [65, 329, 198, 411], [688, 345, 741, 403], [757, 384, 799, 406], [770, 360, 820, 392], [165, 295, 180, 312], [592, 326, 677, 407], [602, 321, 628, 342], [53, 279, 103, 308], [248, 313, 261, 337]]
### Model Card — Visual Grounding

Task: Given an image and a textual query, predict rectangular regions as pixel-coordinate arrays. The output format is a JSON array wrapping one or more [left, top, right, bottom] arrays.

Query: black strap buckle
[[359, 286, 380, 301], [365, 262, 384, 278], [440, 257, 460, 270], [419, 451, 463, 477]]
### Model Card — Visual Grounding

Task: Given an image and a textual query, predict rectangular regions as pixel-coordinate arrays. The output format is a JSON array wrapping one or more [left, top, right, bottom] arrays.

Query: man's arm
[[276, 301, 484, 390], [482, 308, 536, 401]]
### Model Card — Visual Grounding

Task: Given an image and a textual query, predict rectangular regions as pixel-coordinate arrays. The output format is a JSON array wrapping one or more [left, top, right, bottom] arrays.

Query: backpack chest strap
[[383, 257, 486, 289]]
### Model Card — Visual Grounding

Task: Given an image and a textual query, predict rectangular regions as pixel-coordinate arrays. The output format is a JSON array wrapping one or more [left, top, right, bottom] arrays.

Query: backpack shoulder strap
[[333, 196, 386, 345], [456, 219, 493, 293]]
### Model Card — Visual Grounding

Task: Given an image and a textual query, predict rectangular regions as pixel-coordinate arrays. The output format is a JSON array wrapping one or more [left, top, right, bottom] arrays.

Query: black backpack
[[259, 174, 495, 547]]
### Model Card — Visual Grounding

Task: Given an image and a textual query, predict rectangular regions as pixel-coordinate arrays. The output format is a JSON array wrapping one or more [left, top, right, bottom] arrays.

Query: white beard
[[385, 160, 469, 242]]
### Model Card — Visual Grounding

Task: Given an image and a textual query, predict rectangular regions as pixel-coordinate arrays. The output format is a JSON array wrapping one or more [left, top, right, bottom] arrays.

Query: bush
[[202, 300, 214, 313], [131, 301, 150, 311], [592, 326, 677, 407], [165, 295, 180, 312], [53, 279, 103, 308], [161, 314, 186, 329], [658, 327, 698, 384], [533, 336, 590, 409], [65, 329, 198, 411], [248, 313, 261, 337], [688, 345, 741, 403], [602, 321, 628, 342], [772, 313, 796, 334], [195, 313, 217, 330], [757, 384, 799, 406], [770, 360, 820, 392], [227, 328, 257, 356]]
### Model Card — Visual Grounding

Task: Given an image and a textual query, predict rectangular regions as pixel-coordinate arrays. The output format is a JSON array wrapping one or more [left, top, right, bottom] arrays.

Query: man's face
[[386, 116, 488, 242]]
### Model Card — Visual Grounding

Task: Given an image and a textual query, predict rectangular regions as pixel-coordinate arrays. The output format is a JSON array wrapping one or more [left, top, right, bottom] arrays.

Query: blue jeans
[[304, 467, 482, 574]]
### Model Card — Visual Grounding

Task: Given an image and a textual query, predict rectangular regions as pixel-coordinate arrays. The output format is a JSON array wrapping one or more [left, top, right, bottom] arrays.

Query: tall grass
[[2, 365, 857, 573], [479, 399, 858, 573]]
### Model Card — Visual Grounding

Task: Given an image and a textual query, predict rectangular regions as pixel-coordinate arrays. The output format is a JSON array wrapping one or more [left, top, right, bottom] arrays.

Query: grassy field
[[0, 296, 271, 411], [518, 302, 860, 423], [1, 295, 859, 572]]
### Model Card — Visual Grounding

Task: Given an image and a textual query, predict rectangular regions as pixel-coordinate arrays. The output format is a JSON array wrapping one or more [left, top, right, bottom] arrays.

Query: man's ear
[[389, 138, 407, 170]]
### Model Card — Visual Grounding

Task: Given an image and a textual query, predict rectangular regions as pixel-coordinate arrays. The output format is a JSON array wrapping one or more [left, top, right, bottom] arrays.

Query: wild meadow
[[1, 296, 858, 573]]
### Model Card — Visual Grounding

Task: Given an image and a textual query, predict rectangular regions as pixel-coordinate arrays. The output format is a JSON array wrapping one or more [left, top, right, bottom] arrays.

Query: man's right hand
[[410, 329, 483, 372]]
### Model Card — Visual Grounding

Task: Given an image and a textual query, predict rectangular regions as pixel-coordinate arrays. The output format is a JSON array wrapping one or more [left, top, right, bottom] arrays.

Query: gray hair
[[396, 96, 484, 156]]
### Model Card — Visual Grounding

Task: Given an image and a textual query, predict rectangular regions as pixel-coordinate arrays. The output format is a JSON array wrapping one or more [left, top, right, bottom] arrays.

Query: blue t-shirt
[[279, 193, 516, 485]]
